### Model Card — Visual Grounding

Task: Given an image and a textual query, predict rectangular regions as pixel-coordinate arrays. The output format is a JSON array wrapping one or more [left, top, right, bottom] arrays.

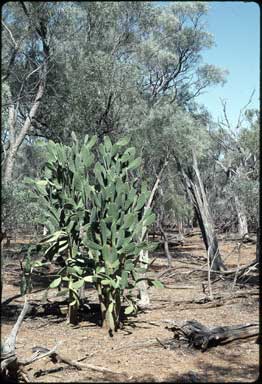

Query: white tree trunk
[[137, 249, 150, 307], [234, 195, 248, 237], [3, 68, 46, 184], [137, 155, 169, 306], [179, 151, 225, 271]]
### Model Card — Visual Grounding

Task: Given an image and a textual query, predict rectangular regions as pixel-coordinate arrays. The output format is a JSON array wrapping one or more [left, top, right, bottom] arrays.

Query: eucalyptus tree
[[210, 103, 259, 237], [36, 1, 150, 143], [2, 2, 51, 183], [129, 1, 228, 233], [137, 100, 226, 271], [2, 2, 228, 182], [30, 1, 228, 144], [1, 1, 231, 274], [136, 2, 227, 107]]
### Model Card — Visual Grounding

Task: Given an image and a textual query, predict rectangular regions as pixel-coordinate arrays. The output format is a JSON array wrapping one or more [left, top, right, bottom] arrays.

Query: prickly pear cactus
[[27, 134, 160, 330], [82, 136, 157, 332], [26, 133, 97, 324]]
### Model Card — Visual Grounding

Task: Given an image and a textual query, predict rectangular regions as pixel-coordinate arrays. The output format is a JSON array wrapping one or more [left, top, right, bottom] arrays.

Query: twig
[[207, 245, 214, 300], [34, 366, 66, 378], [156, 337, 168, 349], [23, 345, 126, 376], [54, 355, 126, 376], [21, 342, 62, 366], [157, 267, 174, 279], [185, 260, 257, 276], [165, 285, 195, 289]]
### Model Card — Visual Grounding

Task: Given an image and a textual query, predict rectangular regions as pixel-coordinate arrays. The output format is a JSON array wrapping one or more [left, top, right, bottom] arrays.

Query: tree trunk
[[3, 150, 17, 185], [138, 155, 169, 306], [234, 195, 248, 237], [256, 226, 260, 263], [137, 249, 150, 307], [3, 67, 46, 184], [159, 224, 172, 267], [177, 220, 184, 235], [177, 152, 225, 271]]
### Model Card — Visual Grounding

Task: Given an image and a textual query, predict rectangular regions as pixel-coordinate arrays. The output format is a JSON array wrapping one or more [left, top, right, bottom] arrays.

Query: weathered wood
[[159, 224, 172, 267], [164, 320, 259, 351], [188, 259, 258, 276], [25, 345, 128, 377], [138, 155, 169, 307], [2, 298, 29, 356], [1, 298, 30, 381], [176, 152, 225, 271], [222, 233, 256, 244]]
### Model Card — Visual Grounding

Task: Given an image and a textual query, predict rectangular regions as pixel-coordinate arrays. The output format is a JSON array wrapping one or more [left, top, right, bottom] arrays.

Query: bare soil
[[1, 231, 259, 382]]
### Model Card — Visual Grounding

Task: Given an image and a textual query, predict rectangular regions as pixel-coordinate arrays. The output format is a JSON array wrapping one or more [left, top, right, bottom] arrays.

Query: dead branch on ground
[[1, 298, 31, 382], [163, 320, 259, 351], [1, 298, 128, 382]]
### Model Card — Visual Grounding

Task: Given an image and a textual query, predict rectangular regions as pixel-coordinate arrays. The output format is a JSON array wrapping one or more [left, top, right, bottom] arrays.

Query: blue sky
[[197, 1, 260, 125], [158, 1, 260, 125]]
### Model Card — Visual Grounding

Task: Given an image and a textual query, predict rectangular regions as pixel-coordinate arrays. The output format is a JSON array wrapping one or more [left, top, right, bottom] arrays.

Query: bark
[[159, 224, 172, 267], [3, 9, 49, 184], [165, 320, 259, 351], [1, 298, 30, 381], [256, 226, 260, 263], [138, 155, 169, 306], [137, 249, 150, 307], [215, 159, 250, 237], [177, 151, 225, 271], [234, 195, 249, 237], [177, 220, 184, 235], [3, 79, 46, 184]]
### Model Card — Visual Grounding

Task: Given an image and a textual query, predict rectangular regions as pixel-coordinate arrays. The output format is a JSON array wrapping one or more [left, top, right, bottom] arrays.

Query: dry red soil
[[1, 232, 259, 382]]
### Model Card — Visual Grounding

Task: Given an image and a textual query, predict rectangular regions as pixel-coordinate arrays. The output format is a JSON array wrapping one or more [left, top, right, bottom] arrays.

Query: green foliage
[[1, 182, 43, 235], [208, 108, 259, 232], [3, 1, 231, 243], [26, 133, 97, 316], [20, 245, 47, 295], [80, 135, 157, 331], [28, 134, 158, 330]]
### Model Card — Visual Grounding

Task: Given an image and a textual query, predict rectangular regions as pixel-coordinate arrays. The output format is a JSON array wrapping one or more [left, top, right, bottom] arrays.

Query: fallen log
[[223, 234, 257, 244], [164, 320, 259, 351]]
